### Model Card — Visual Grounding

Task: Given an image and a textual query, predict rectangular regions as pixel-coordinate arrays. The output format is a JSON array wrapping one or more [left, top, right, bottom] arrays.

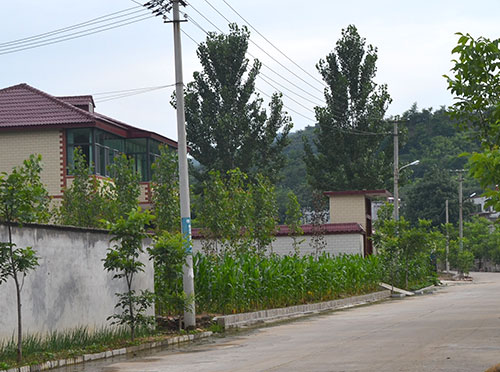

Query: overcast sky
[[1, 1, 499, 141]]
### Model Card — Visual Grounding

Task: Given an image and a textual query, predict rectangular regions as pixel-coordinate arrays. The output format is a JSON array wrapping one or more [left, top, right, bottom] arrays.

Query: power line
[[199, 0, 324, 96], [0, 10, 153, 55], [219, 0, 326, 88], [183, 8, 324, 104], [0, 14, 153, 55], [258, 75, 315, 114], [92, 84, 174, 96], [255, 87, 315, 123], [0, 6, 146, 48], [95, 84, 175, 103]]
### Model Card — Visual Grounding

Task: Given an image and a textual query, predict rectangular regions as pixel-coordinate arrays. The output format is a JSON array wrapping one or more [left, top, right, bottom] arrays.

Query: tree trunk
[[8, 224, 23, 363], [127, 275, 135, 341]]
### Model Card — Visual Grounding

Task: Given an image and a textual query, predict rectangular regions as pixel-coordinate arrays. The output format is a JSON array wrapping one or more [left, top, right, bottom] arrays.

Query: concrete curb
[[1, 331, 213, 372], [214, 290, 391, 329], [413, 285, 436, 295]]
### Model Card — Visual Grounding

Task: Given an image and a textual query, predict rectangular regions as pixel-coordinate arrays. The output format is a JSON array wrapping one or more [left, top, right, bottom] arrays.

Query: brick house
[[324, 190, 392, 256], [0, 83, 177, 205]]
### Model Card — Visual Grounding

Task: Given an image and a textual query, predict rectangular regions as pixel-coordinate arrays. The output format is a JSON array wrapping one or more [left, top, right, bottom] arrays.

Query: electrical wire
[[219, 0, 326, 88], [0, 10, 153, 55], [0, 6, 146, 48], [200, 0, 324, 95], [183, 9, 324, 105], [93, 84, 176, 103]]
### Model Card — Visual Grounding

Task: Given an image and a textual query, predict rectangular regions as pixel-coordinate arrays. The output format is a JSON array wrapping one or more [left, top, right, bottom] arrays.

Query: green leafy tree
[[249, 174, 278, 254], [304, 24, 392, 192], [197, 169, 278, 255], [183, 23, 293, 182], [284, 191, 304, 254], [373, 203, 439, 290], [58, 148, 110, 227], [108, 154, 140, 220], [0, 155, 49, 362], [445, 33, 500, 214], [103, 208, 155, 341], [401, 169, 468, 227], [151, 146, 180, 232], [147, 232, 190, 329]]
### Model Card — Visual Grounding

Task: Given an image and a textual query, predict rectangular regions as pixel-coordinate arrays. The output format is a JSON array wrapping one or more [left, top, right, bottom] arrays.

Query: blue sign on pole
[[181, 217, 192, 254]]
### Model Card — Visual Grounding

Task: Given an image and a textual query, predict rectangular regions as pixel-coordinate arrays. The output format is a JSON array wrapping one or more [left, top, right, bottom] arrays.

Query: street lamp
[[394, 160, 420, 221]]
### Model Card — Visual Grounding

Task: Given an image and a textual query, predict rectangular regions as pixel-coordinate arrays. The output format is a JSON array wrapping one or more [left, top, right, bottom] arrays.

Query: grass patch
[[0, 326, 158, 369]]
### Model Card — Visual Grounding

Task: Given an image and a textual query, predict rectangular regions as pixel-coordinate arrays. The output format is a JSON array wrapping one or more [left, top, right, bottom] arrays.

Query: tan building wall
[[329, 195, 367, 229], [0, 129, 63, 197]]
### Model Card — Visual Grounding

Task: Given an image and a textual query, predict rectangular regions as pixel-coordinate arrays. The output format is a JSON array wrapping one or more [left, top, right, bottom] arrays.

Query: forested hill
[[277, 105, 480, 224]]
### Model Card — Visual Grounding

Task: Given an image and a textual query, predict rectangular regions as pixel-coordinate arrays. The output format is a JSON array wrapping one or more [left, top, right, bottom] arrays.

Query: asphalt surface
[[94, 272, 500, 372]]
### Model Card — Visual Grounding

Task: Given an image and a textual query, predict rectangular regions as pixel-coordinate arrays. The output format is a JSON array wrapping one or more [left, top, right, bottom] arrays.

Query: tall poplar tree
[[183, 24, 292, 182], [304, 25, 392, 192]]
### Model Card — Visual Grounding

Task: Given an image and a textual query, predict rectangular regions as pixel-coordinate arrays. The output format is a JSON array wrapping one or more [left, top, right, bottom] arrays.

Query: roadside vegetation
[[195, 252, 382, 314]]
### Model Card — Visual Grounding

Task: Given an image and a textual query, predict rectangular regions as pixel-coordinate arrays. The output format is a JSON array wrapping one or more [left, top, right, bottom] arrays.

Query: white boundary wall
[[192, 232, 364, 256], [0, 224, 154, 341]]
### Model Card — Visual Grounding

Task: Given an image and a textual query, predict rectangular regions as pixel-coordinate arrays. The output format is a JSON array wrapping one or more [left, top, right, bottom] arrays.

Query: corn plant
[[194, 252, 383, 314]]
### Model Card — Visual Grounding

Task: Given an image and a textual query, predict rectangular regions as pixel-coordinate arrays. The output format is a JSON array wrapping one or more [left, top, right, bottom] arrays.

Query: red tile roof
[[275, 223, 365, 236], [0, 83, 177, 147], [0, 83, 94, 127], [324, 189, 391, 198], [191, 223, 364, 239]]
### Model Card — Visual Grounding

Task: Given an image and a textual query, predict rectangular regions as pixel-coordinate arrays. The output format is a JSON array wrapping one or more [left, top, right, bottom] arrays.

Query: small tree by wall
[[0, 155, 49, 362], [103, 208, 154, 341]]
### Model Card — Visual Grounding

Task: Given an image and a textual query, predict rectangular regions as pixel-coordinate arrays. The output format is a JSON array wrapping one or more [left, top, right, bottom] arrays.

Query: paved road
[[102, 273, 500, 372]]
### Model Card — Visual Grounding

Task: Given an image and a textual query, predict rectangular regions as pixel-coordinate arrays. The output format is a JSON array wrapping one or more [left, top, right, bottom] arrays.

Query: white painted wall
[[192, 233, 364, 257], [0, 224, 154, 341]]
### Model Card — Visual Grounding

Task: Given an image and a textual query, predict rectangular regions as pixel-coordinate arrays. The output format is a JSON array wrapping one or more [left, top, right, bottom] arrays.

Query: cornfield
[[194, 252, 383, 314]]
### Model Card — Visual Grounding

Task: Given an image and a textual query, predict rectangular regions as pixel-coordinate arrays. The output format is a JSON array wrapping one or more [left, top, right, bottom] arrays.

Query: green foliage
[[183, 23, 292, 183], [147, 232, 189, 326], [0, 154, 49, 225], [103, 208, 155, 341], [151, 146, 180, 232], [0, 326, 153, 368], [285, 191, 304, 254], [58, 148, 111, 228], [445, 33, 500, 145], [464, 217, 500, 266], [373, 204, 439, 290], [248, 174, 278, 253], [0, 154, 49, 363], [304, 24, 393, 192], [457, 249, 475, 275], [197, 168, 277, 255], [401, 169, 476, 227], [276, 126, 315, 211], [108, 154, 140, 220], [194, 252, 382, 314], [445, 33, 500, 217]]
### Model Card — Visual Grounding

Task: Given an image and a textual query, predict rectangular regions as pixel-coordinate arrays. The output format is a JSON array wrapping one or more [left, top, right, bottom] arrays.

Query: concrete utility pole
[[393, 119, 399, 221], [172, 0, 196, 329], [458, 171, 463, 253], [144, 0, 195, 328], [445, 199, 450, 273]]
